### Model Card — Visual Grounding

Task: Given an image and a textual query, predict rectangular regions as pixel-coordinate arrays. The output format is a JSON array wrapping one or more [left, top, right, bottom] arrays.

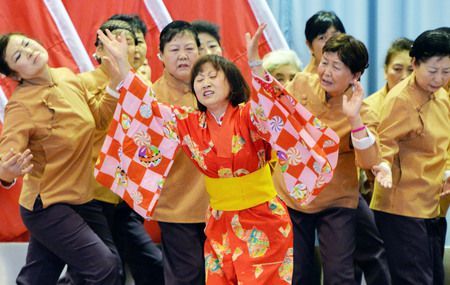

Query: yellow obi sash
[[204, 164, 277, 211]]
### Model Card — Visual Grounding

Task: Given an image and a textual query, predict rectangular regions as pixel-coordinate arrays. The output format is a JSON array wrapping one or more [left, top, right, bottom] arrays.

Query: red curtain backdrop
[[0, 0, 280, 242]]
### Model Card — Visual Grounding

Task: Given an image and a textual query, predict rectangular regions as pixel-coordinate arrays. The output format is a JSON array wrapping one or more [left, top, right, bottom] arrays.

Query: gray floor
[[0, 243, 135, 285]]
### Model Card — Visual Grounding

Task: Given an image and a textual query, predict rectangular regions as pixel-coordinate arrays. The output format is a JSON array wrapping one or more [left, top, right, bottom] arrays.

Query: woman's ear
[[306, 40, 313, 55], [411, 57, 418, 70], [352, 71, 362, 82]]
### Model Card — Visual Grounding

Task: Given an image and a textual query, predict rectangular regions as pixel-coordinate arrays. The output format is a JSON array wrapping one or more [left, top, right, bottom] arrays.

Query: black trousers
[[60, 201, 164, 285], [354, 195, 391, 285], [288, 206, 357, 285], [17, 198, 121, 285], [374, 210, 444, 285], [158, 222, 206, 285], [108, 201, 164, 285]]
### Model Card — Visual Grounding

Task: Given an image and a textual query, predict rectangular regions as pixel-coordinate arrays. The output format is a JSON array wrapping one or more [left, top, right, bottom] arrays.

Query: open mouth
[[203, 90, 214, 97], [33, 52, 40, 64], [178, 63, 190, 69], [321, 78, 333, 86]]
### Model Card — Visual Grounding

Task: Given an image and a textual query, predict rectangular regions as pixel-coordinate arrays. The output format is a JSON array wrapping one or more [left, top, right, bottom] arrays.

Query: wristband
[[351, 125, 366, 133], [248, 60, 263, 68]]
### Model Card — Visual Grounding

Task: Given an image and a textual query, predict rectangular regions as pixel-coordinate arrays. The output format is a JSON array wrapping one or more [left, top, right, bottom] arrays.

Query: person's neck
[[208, 103, 228, 121], [166, 70, 189, 86], [22, 65, 52, 84]]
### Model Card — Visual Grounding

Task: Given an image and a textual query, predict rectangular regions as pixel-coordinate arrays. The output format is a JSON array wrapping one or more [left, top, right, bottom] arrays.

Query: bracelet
[[351, 125, 366, 133], [248, 59, 263, 68]]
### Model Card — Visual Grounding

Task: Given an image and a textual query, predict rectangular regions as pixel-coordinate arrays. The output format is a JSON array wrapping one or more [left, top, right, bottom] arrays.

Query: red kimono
[[95, 71, 339, 284]]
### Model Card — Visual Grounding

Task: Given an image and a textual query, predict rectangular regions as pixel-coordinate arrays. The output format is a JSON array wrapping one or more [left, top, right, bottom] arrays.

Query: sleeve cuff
[[351, 128, 376, 150], [252, 71, 274, 84], [105, 86, 120, 98], [444, 170, 450, 182], [0, 178, 16, 189]]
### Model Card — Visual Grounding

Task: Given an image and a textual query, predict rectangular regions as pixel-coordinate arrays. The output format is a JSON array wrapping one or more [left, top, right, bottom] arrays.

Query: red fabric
[[62, 0, 163, 82], [0, 0, 79, 73], [0, 178, 29, 241], [204, 198, 293, 284], [163, 0, 271, 85]]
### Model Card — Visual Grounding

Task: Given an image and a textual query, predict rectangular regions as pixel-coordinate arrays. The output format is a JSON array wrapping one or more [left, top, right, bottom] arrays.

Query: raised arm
[[244, 25, 340, 205]]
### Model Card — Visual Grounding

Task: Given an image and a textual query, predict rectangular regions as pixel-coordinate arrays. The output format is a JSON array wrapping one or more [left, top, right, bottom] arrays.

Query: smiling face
[[160, 32, 199, 83], [318, 51, 359, 96], [193, 61, 230, 116], [413, 56, 450, 93], [4, 35, 49, 80]]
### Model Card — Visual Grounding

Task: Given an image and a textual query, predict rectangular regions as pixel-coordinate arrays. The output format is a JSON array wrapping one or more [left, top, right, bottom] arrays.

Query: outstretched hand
[[0, 149, 33, 184], [97, 29, 131, 88], [372, 163, 392, 189]]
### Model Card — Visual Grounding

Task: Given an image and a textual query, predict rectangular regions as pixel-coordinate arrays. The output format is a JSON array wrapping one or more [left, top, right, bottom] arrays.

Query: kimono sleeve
[[95, 71, 182, 219], [248, 72, 340, 206]]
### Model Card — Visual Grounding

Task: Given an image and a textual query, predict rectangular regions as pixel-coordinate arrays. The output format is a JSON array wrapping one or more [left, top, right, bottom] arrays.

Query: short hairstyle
[[410, 28, 450, 64], [109, 14, 148, 36], [384, 37, 413, 66], [159, 20, 200, 52], [0, 33, 24, 76], [190, 55, 250, 112], [323, 34, 369, 75], [305, 11, 346, 44], [191, 20, 221, 46], [95, 19, 135, 47], [262, 49, 302, 73]]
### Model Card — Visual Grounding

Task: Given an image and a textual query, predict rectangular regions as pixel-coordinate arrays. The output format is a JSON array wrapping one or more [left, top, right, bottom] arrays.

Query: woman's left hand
[[97, 29, 131, 88], [245, 23, 266, 62], [440, 178, 450, 197], [342, 80, 364, 120]]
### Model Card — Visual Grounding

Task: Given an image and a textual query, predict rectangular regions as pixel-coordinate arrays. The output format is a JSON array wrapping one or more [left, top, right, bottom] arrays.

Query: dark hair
[[0, 33, 24, 76], [159, 21, 200, 52], [305, 11, 345, 44], [95, 19, 135, 47], [109, 14, 147, 36], [191, 20, 221, 46], [323, 34, 369, 75], [410, 28, 450, 64], [435, 27, 450, 34], [190, 55, 249, 112], [384, 37, 413, 66]]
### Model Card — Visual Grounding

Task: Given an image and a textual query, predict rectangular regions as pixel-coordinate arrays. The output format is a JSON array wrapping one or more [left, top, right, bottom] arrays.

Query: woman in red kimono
[[95, 26, 341, 284]]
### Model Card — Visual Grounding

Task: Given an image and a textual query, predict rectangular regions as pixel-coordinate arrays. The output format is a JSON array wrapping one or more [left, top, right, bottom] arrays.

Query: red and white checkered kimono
[[94, 71, 339, 219]]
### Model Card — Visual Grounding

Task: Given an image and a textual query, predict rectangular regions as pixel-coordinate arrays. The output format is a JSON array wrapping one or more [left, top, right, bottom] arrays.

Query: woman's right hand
[[0, 149, 33, 184], [372, 162, 392, 188], [97, 29, 131, 89]]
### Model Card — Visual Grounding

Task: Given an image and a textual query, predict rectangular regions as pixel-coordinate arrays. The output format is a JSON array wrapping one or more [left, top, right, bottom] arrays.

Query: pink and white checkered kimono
[[95, 71, 339, 219]]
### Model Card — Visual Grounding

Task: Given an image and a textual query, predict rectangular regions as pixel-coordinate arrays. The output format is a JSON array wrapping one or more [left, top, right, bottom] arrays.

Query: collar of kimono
[[204, 164, 277, 211]]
